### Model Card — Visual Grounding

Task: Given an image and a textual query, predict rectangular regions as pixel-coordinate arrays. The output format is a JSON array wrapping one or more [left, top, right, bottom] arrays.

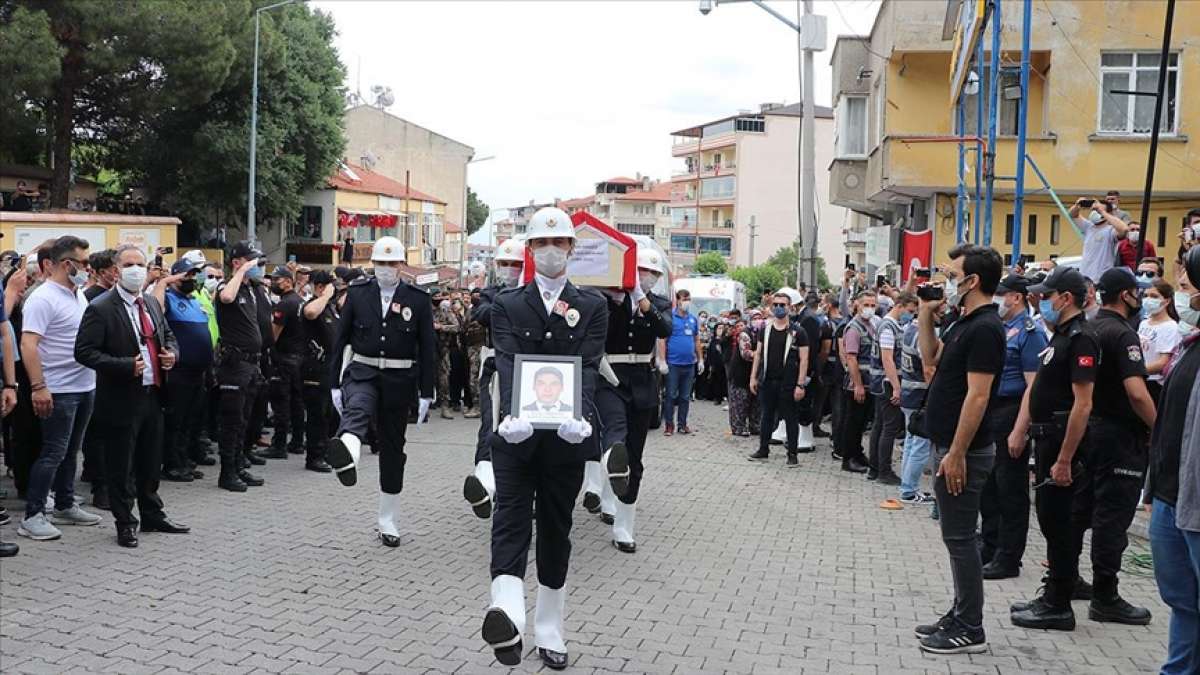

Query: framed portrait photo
[[512, 354, 583, 429]]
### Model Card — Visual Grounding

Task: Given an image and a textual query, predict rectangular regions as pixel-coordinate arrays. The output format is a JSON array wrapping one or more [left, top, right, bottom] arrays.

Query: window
[[1099, 52, 1179, 134], [1004, 213, 1014, 245], [1027, 214, 1037, 245], [291, 206, 322, 239], [1158, 216, 1168, 248], [836, 96, 868, 158], [405, 214, 420, 248], [672, 207, 697, 228], [962, 66, 1019, 135], [660, 205, 671, 216], [617, 222, 655, 237], [1050, 214, 1060, 245], [670, 234, 695, 252], [699, 236, 732, 256], [702, 119, 735, 136], [734, 116, 765, 133], [700, 176, 735, 199]]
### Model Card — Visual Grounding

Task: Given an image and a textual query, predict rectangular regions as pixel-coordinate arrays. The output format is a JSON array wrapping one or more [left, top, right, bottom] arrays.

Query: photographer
[[1069, 196, 1130, 283], [913, 244, 1005, 655]]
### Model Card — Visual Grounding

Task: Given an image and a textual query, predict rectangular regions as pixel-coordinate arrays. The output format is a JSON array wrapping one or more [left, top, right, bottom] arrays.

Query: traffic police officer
[[263, 267, 306, 458], [462, 237, 524, 518], [1012, 266, 1098, 630], [979, 274, 1048, 579], [213, 242, 268, 492], [298, 270, 337, 473], [481, 207, 607, 670], [1075, 267, 1156, 624], [326, 236, 436, 548], [584, 246, 672, 553]]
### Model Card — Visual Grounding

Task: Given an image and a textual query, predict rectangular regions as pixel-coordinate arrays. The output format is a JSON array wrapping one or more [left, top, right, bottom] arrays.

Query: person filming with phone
[[1069, 195, 1130, 283]]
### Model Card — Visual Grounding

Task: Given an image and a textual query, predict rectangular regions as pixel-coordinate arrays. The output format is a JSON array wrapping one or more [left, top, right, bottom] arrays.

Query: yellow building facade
[[830, 0, 1200, 278]]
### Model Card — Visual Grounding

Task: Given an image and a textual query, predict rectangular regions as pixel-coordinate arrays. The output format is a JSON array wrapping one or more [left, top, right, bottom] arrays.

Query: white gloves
[[630, 283, 646, 306], [497, 415, 534, 444], [556, 417, 593, 444], [697, 360, 705, 376], [331, 389, 343, 415], [657, 360, 669, 375], [417, 398, 433, 424]]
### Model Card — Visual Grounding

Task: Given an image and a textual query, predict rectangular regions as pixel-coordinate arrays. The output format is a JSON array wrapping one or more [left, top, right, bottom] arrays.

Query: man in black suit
[[520, 366, 572, 413], [481, 208, 608, 671], [75, 244, 189, 548]]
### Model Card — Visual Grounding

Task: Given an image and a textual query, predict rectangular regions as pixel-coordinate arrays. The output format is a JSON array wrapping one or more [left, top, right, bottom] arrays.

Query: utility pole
[[1133, 0, 1176, 267], [747, 215, 758, 265], [800, 0, 817, 289], [247, 0, 297, 247]]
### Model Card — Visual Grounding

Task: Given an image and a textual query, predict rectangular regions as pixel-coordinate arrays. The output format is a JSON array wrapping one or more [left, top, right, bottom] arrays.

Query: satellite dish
[[370, 85, 395, 109]]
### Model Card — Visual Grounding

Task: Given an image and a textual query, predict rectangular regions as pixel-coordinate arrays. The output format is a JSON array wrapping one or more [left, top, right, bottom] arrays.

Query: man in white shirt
[[1071, 196, 1130, 284], [18, 236, 103, 542]]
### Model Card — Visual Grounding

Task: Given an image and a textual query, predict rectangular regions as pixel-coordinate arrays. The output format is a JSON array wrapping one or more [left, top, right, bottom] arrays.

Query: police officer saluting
[[481, 207, 607, 670], [326, 237, 436, 548], [213, 242, 268, 492], [462, 237, 524, 518], [298, 270, 337, 473], [585, 247, 672, 553], [979, 274, 1048, 579], [262, 267, 305, 459]]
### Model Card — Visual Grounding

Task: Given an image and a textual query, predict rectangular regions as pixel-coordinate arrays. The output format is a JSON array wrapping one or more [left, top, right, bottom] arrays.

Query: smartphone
[[917, 284, 944, 302], [1078, 199, 1095, 208], [876, 274, 887, 288], [157, 246, 174, 255], [915, 268, 931, 279], [847, 263, 856, 272], [1106, 202, 1114, 214], [154, 254, 163, 268], [288, 254, 297, 263]]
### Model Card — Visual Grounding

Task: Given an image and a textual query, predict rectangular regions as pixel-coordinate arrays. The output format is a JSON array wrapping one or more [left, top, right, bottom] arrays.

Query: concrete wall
[[342, 106, 474, 229]]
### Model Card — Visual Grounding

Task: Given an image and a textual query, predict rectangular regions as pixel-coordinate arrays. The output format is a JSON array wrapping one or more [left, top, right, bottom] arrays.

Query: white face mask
[[944, 277, 961, 306], [859, 307, 875, 321], [1129, 231, 1140, 243], [204, 277, 221, 293], [118, 264, 147, 292], [639, 271, 660, 293], [67, 263, 88, 288], [374, 266, 399, 287], [495, 266, 521, 287], [1175, 291, 1200, 330], [533, 245, 569, 277], [992, 295, 1006, 309], [680, 300, 691, 312]]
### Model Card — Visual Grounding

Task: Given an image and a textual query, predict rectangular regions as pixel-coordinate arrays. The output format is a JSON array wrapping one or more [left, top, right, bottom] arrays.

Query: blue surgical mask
[[247, 265, 264, 280], [1039, 298, 1060, 326], [1175, 291, 1200, 330], [772, 306, 788, 319], [898, 311, 914, 325], [1141, 297, 1163, 318]]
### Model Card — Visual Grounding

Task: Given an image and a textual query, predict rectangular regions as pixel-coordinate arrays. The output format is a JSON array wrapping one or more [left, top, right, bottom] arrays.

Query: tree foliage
[[766, 241, 831, 289], [467, 187, 488, 235], [693, 251, 728, 275], [730, 264, 784, 304]]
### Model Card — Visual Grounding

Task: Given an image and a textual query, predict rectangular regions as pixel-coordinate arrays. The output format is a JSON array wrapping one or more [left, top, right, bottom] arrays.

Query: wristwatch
[[3, 383, 16, 390]]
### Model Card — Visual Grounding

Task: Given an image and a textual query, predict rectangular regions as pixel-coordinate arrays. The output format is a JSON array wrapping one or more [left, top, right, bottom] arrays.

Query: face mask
[[1123, 291, 1141, 314], [374, 266, 399, 287], [638, 271, 659, 293], [859, 307, 875, 321], [26, 261, 39, 277], [679, 300, 691, 312], [118, 264, 147, 292], [1142, 297, 1163, 317], [439, 300, 451, 311], [1175, 291, 1200, 329], [204, 277, 221, 293], [67, 263, 89, 288], [496, 266, 521, 287], [246, 265, 264, 280], [992, 295, 1006, 309], [898, 311, 914, 325], [533, 245, 568, 276], [1129, 231, 1140, 243], [1039, 298, 1061, 326], [270, 283, 284, 295], [178, 279, 196, 295], [772, 306, 788, 319]]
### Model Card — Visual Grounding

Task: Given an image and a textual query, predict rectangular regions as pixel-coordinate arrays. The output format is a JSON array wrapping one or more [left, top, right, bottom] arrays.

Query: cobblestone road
[[0, 403, 1168, 674]]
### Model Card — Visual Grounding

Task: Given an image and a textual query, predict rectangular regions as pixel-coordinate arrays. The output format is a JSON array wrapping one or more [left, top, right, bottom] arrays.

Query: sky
[[311, 0, 882, 244]]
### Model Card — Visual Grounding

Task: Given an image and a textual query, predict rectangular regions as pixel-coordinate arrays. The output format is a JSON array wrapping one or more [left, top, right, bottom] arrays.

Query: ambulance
[[671, 276, 747, 315]]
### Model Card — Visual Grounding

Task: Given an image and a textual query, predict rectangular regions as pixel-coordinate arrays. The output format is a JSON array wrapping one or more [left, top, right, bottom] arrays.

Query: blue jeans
[[1150, 499, 1200, 675], [899, 408, 933, 497], [24, 391, 95, 519], [663, 364, 696, 428]]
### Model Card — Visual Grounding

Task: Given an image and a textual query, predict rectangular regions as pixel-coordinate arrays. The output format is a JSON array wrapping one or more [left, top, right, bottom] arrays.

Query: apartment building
[[829, 0, 1200, 276], [558, 175, 673, 250], [668, 103, 847, 275]]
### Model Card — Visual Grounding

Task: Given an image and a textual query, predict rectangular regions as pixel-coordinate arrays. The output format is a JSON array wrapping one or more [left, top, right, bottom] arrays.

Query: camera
[[916, 283, 944, 302], [914, 267, 932, 278], [1078, 199, 1095, 208]]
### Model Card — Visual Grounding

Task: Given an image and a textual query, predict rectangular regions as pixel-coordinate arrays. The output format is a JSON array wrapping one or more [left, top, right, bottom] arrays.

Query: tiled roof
[[600, 176, 641, 185], [444, 221, 463, 234], [614, 182, 673, 202], [328, 162, 446, 204], [557, 195, 595, 209]]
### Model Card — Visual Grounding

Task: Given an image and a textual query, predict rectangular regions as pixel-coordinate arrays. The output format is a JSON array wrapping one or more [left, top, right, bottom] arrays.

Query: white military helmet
[[776, 286, 803, 306], [636, 247, 665, 275], [524, 207, 575, 242], [371, 236, 405, 262], [495, 237, 525, 263], [182, 250, 207, 266]]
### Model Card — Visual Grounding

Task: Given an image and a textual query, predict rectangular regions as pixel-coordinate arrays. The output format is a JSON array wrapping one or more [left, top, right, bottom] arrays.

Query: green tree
[[694, 251, 728, 275], [730, 264, 784, 304], [766, 241, 831, 289], [466, 187, 489, 235]]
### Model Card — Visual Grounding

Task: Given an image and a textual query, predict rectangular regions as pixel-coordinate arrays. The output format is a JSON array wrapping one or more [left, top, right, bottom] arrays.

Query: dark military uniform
[[214, 276, 267, 485], [1027, 312, 1099, 609], [330, 276, 436, 494], [470, 285, 502, 464], [245, 281, 274, 460], [269, 289, 306, 453], [300, 295, 338, 465]]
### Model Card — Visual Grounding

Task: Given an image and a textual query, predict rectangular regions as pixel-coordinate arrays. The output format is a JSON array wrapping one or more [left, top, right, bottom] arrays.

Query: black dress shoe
[[613, 539, 636, 554], [877, 473, 902, 486], [813, 427, 831, 438], [218, 472, 248, 492], [463, 475, 492, 519], [260, 447, 288, 460], [600, 513, 614, 525], [327, 437, 358, 487], [481, 608, 523, 666], [305, 459, 333, 473], [538, 647, 568, 670], [785, 452, 799, 467], [191, 455, 217, 466], [582, 492, 601, 514], [982, 560, 1021, 580], [1089, 596, 1152, 625], [162, 469, 194, 483], [1010, 597, 1075, 631], [141, 518, 190, 534], [865, 470, 879, 480], [237, 469, 264, 486], [747, 449, 769, 461], [287, 444, 305, 455], [0, 541, 18, 557], [379, 532, 401, 547], [843, 458, 869, 473], [243, 451, 267, 466], [117, 525, 139, 548]]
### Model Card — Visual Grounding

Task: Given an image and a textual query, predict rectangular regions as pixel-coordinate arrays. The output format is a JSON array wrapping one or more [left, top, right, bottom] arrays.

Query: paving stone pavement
[[0, 403, 1168, 674]]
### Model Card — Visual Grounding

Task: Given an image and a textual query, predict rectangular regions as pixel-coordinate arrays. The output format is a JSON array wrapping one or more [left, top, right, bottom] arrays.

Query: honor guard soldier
[[298, 270, 337, 473], [462, 237, 525, 518], [979, 274, 1048, 580], [213, 242, 268, 492], [481, 207, 607, 670], [263, 267, 306, 459], [326, 237, 436, 548], [582, 247, 672, 553], [1013, 266, 1099, 631]]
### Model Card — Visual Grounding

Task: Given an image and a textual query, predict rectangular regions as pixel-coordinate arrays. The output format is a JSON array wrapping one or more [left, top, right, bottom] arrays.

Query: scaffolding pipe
[[974, 25, 985, 244], [956, 101, 967, 242], [983, 0, 1001, 246], [1011, 0, 1032, 265]]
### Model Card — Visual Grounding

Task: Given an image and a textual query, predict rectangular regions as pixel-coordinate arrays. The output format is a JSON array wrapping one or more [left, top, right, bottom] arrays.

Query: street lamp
[[247, 0, 300, 247], [458, 155, 495, 282]]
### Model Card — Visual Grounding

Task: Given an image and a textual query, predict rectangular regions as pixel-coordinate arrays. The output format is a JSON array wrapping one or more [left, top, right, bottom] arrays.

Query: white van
[[672, 276, 747, 315]]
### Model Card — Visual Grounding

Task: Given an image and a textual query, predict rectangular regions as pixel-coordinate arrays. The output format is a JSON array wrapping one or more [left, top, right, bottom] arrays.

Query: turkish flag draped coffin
[[900, 229, 933, 283], [522, 212, 638, 289]]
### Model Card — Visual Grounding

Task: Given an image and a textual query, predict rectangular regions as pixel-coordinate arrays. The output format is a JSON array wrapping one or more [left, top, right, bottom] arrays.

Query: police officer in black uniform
[[589, 247, 672, 553], [299, 270, 337, 473], [1074, 267, 1156, 625], [263, 268, 306, 459], [1012, 266, 1098, 630], [213, 242, 267, 492], [462, 237, 525, 518], [325, 237, 436, 548], [481, 208, 607, 671]]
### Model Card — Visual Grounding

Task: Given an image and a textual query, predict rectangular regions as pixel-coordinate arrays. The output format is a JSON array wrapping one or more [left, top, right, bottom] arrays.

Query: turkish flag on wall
[[900, 230, 933, 283]]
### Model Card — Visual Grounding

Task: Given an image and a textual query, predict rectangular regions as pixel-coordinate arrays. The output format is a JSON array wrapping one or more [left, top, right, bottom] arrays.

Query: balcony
[[843, 229, 867, 245]]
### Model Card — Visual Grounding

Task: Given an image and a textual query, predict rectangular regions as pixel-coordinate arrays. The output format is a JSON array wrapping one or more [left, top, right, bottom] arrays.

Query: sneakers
[[899, 492, 935, 505], [51, 505, 103, 526], [913, 611, 953, 639], [18, 513, 63, 540], [918, 619, 987, 654]]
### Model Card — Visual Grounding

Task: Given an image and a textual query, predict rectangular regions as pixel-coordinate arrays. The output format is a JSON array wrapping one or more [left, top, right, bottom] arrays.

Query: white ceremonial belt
[[605, 353, 654, 364], [352, 353, 413, 369], [481, 346, 496, 361]]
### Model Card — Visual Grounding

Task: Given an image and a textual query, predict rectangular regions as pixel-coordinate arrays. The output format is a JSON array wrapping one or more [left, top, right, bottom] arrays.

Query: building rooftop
[[557, 195, 595, 210], [671, 103, 833, 137], [444, 221, 463, 234], [599, 176, 641, 185], [614, 181, 674, 202], [328, 161, 446, 204]]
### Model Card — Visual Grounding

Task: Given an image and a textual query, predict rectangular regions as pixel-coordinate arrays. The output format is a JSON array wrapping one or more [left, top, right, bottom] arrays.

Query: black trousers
[[245, 356, 270, 450], [205, 375, 220, 444], [867, 393, 904, 476], [837, 388, 871, 465], [758, 378, 798, 454], [980, 397, 1031, 567], [596, 381, 655, 504], [301, 366, 333, 463], [6, 362, 41, 496], [216, 356, 261, 469], [163, 369, 206, 472], [475, 358, 495, 464], [99, 387, 166, 528], [270, 353, 305, 450], [80, 405, 106, 485], [1034, 429, 1087, 607], [337, 363, 414, 494], [490, 432, 586, 589]]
